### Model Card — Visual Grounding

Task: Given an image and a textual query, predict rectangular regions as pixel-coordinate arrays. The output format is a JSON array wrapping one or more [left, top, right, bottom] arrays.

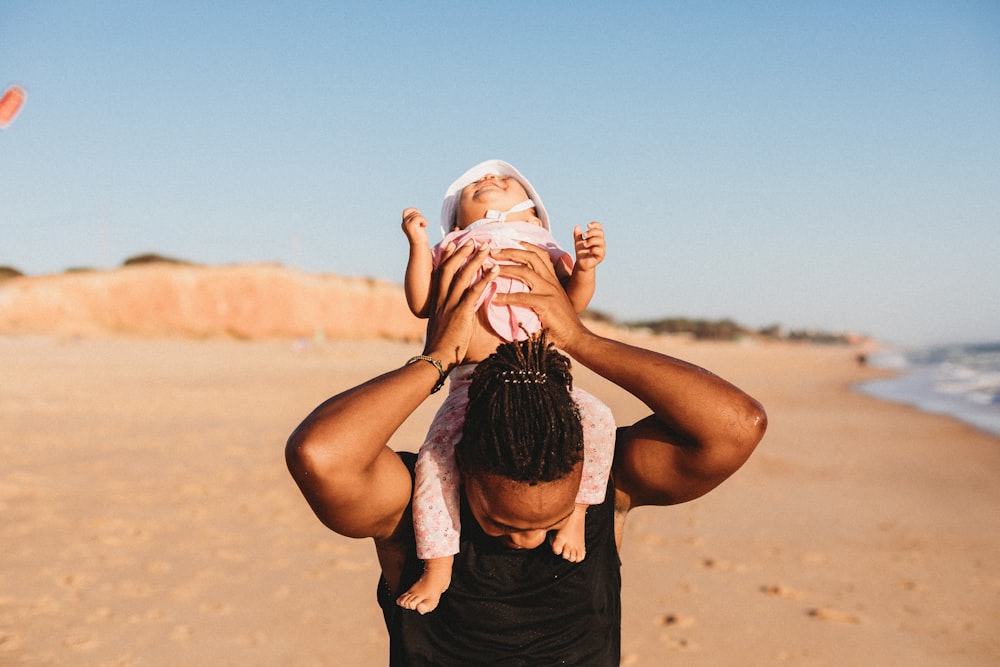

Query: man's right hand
[[422, 242, 497, 371], [490, 244, 590, 352]]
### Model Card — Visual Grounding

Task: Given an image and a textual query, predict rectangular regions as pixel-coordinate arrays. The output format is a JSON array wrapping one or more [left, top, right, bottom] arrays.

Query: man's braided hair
[[456, 329, 584, 484]]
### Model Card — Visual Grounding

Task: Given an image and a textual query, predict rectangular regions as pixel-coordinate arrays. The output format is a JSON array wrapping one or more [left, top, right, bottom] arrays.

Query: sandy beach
[[2, 331, 998, 666]]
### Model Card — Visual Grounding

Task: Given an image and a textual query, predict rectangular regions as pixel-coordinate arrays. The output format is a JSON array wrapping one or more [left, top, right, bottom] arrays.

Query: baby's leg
[[398, 375, 470, 614], [551, 388, 616, 563], [396, 555, 454, 615], [571, 387, 616, 506], [551, 503, 589, 563]]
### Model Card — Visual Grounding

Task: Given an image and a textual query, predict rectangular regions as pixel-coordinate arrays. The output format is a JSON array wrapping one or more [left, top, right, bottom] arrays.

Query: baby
[[398, 159, 615, 614]]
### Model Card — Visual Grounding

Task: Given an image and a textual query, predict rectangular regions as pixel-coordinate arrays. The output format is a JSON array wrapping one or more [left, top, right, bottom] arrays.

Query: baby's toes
[[551, 535, 567, 556]]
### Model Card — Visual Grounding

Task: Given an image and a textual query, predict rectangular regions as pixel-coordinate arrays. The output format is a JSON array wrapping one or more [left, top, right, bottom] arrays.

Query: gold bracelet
[[406, 355, 448, 394]]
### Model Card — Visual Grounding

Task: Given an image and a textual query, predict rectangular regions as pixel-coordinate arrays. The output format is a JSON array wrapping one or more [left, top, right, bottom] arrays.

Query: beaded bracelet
[[406, 355, 448, 394]]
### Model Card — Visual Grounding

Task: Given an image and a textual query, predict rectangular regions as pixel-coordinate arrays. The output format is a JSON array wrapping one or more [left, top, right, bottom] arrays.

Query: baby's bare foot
[[551, 504, 588, 563], [396, 557, 453, 615], [552, 532, 586, 562]]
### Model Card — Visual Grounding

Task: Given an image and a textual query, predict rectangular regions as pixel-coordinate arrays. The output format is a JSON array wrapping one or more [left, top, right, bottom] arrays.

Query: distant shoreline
[[856, 342, 1000, 438]]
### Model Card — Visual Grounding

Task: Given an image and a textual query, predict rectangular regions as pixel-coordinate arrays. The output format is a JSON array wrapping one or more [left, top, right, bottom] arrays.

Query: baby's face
[[456, 174, 532, 229]]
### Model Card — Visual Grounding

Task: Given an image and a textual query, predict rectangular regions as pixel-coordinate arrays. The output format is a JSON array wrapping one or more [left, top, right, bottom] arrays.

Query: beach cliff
[[0, 263, 425, 340]]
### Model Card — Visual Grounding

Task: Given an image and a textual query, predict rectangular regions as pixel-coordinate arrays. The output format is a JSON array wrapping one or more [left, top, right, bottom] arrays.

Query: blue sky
[[2, 1, 997, 346]]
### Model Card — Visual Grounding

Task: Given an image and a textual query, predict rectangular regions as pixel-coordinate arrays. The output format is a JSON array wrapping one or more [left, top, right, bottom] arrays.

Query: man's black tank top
[[378, 452, 621, 666]]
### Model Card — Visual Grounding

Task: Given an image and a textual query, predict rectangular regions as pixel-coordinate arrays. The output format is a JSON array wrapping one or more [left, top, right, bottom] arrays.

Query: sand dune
[[0, 263, 426, 341]]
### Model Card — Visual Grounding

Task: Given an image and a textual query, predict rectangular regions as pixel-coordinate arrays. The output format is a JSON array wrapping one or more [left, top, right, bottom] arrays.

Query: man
[[286, 242, 766, 665]]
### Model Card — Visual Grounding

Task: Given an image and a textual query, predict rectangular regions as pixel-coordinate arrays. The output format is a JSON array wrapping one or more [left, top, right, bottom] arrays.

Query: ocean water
[[858, 341, 1000, 438]]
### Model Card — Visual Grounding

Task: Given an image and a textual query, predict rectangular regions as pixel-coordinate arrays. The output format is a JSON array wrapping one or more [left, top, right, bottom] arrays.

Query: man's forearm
[[564, 331, 765, 448], [566, 330, 765, 506], [285, 359, 443, 537]]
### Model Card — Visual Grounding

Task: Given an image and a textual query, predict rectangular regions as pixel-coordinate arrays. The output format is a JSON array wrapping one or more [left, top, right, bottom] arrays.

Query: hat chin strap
[[466, 199, 535, 229]]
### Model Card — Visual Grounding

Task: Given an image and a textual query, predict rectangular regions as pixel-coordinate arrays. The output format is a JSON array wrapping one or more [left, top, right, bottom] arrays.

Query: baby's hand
[[573, 222, 605, 271], [402, 208, 429, 245]]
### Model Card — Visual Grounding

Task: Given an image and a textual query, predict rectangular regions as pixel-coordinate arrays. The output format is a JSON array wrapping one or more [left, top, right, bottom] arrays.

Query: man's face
[[455, 174, 532, 229], [463, 466, 581, 550]]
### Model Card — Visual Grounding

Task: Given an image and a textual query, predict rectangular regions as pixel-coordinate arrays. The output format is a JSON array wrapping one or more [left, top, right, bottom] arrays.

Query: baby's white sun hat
[[439, 159, 550, 238]]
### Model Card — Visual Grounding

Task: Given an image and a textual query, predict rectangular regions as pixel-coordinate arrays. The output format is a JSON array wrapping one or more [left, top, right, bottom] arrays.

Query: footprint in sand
[[801, 551, 829, 565], [85, 607, 113, 622], [807, 607, 861, 624], [28, 595, 60, 616], [57, 573, 91, 588], [127, 608, 166, 624], [145, 560, 172, 574], [200, 601, 232, 615], [0, 631, 22, 652], [117, 580, 156, 598], [899, 579, 928, 592], [236, 631, 270, 647], [760, 584, 803, 599], [700, 557, 745, 572], [661, 635, 700, 652], [332, 558, 371, 572], [657, 613, 699, 652], [657, 613, 695, 629], [65, 634, 99, 651], [169, 582, 199, 601]]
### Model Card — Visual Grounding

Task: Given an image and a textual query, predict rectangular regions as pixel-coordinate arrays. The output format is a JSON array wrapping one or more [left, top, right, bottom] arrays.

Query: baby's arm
[[402, 208, 434, 318], [564, 222, 606, 313]]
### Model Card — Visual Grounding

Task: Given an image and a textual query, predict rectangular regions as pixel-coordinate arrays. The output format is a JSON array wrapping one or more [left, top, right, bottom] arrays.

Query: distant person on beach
[[398, 160, 613, 613], [286, 238, 767, 665]]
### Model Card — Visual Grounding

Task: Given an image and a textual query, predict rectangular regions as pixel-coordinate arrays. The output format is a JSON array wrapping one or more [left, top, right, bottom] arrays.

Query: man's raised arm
[[493, 245, 766, 510], [286, 243, 497, 539], [563, 333, 765, 508]]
